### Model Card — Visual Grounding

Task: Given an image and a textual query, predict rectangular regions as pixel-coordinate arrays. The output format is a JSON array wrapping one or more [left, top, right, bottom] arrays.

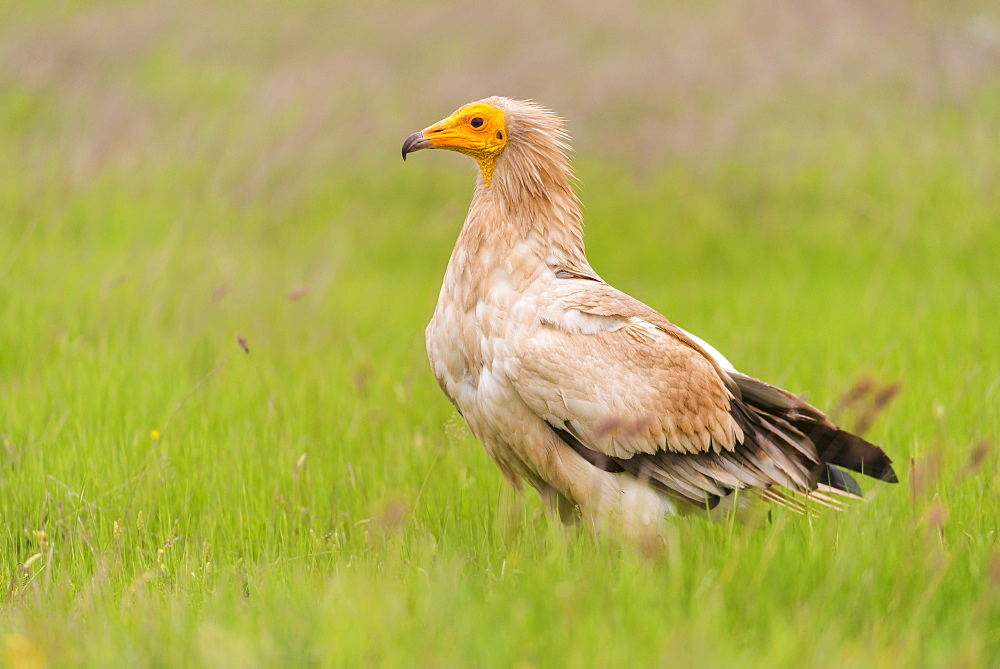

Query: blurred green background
[[1, 0, 999, 666]]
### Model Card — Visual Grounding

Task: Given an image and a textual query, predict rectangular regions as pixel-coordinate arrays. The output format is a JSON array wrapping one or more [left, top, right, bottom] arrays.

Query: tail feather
[[818, 463, 863, 496], [731, 372, 898, 485], [816, 482, 862, 499]]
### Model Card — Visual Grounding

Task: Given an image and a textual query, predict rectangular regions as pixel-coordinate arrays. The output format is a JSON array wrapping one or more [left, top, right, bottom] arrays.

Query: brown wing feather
[[513, 317, 741, 458], [518, 281, 896, 509], [554, 282, 743, 396], [610, 400, 821, 506]]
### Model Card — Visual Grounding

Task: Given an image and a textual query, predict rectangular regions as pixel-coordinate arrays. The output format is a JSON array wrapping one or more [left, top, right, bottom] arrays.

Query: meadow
[[1, 0, 999, 666]]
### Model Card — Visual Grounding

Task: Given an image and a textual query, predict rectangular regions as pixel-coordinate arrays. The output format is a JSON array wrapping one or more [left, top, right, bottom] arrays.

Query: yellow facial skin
[[401, 103, 508, 186]]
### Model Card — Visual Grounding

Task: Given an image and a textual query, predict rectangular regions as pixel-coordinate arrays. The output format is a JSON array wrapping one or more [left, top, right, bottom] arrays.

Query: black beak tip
[[401, 132, 428, 162]]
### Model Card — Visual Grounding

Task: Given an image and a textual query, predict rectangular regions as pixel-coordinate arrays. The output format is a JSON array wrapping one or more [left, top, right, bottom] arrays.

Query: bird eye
[[470, 117, 484, 128], [496, 131, 503, 140]]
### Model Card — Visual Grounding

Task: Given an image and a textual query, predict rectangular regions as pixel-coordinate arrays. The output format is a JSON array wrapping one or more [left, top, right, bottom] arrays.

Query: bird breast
[[426, 236, 555, 409]]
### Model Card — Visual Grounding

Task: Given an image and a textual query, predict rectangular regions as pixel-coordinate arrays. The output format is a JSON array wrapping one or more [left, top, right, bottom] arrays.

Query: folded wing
[[510, 281, 896, 509]]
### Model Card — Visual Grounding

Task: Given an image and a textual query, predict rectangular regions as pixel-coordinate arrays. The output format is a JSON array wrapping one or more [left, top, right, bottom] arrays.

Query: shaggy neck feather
[[459, 113, 591, 276]]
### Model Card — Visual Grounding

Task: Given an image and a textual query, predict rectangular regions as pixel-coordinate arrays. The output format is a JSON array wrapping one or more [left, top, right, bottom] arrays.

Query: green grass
[[2, 1, 1000, 666]]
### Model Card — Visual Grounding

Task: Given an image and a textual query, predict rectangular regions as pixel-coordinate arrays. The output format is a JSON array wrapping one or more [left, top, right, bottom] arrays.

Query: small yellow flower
[[150, 430, 160, 440], [32, 530, 48, 550], [3, 634, 46, 669]]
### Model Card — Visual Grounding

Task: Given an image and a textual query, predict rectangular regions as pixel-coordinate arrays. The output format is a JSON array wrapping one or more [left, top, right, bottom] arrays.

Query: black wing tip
[[878, 467, 899, 484], [802, 423, 899, 485], [849, 447, 899, 484]]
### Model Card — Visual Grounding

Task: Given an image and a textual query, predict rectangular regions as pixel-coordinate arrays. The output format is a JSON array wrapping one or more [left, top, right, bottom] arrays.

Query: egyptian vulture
[[402, 97, 896, 534]]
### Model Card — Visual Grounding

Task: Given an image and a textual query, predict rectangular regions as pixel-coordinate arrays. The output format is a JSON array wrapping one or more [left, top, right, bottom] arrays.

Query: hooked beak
[[401, 132, 432, 161]]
